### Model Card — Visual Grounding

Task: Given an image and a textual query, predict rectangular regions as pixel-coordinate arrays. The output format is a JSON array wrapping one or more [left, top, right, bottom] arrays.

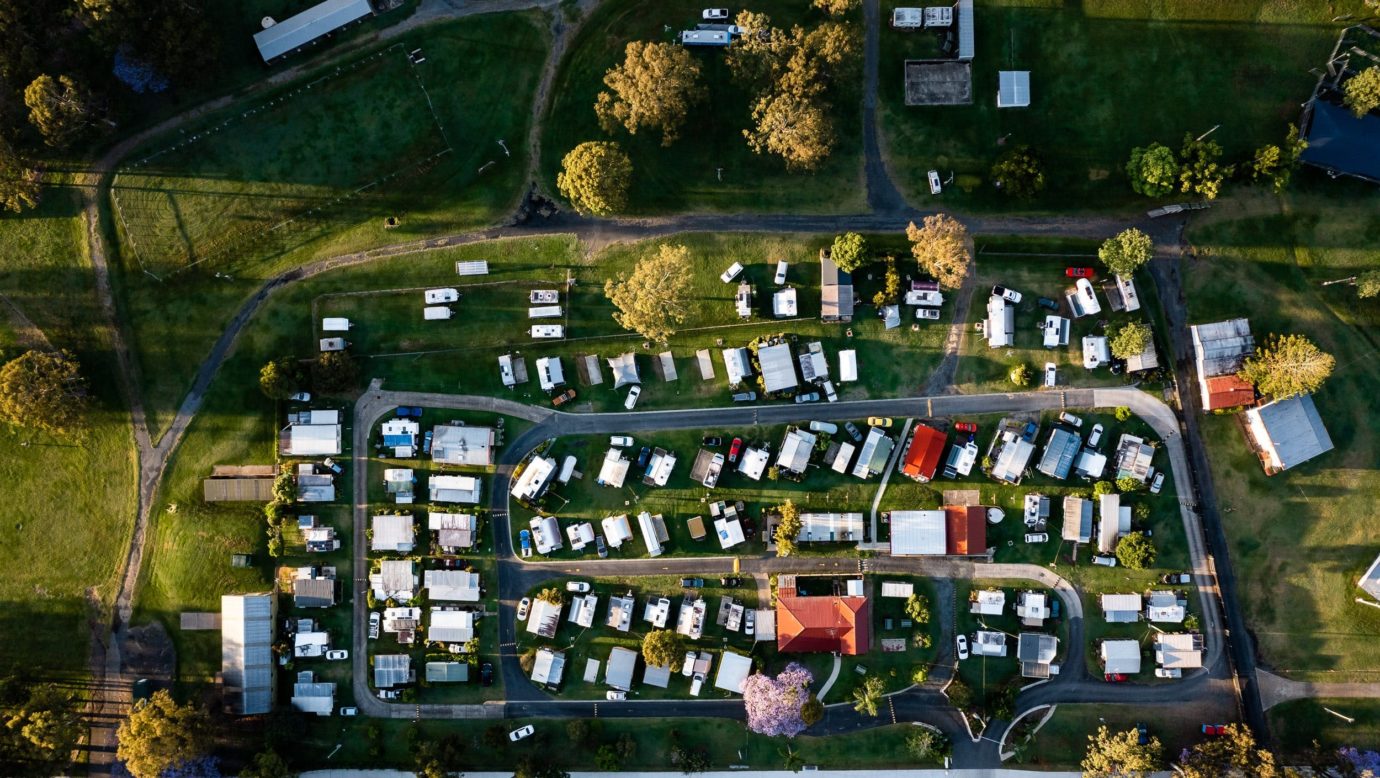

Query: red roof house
[[944, 506, 986, 555], [900, 424, 947, 482], [1203, 375, 1255, 411], [776, 595, 871, 655]]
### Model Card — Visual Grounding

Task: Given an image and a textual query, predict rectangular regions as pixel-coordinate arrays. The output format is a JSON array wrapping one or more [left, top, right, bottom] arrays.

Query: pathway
[[1255, 670, 1380, 712], [870, 417, 913, 541], [817, 655, 844, 702]]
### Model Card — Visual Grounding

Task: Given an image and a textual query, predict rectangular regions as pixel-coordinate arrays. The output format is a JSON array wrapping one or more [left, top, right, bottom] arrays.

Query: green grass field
[[878, 0, 1360, 210], [111, 13, 551, 438], [1269, 698, 1380, 757], [540, 0, 864, 214], [1019, 702, 1219, 770], [1183, 190, 1380, 680]]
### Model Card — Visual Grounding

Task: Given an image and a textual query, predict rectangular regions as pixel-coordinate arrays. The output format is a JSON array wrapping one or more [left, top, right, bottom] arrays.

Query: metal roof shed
[[221, 593, 275, 715], [997, 71, 1030, 108], [253, 0, 374, 62], [838, 349, 858, 382], [889, 510, 947, 555], [956, 0, 975, 59], [757, 343, 798, 394], [606, 646, 638, 691]]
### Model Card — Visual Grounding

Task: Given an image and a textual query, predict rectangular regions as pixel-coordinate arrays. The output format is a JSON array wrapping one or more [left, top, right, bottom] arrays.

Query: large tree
[[1250, 126, 1306, 194], [725, 11, 794, 91], [1344, 65, 1380, 118], [1097, 228, 1153, 278], [239, 749, 293, 778], [741, 663, 814, 737], [311, 351, 357, 393], [258, 357, 302, 400], [1109, 321, 1153, 361], [116, 691, 210, 778], [1178, 132, 1231, 200], [1081, 725, 1163, 777], [812, 0, 859, 15], [990, 145, 1046, 199], [0, 350, 87, 434], [1238, 333, 1335, 400], [556, 141, 632, 216], [743, 90, 836, 172], [1176, 724, 1282, 778], [1115, 532, 1156, 570], [0, 137, 42, 214], [24, 75, 93, 148], [88, 0, 219, 91], [851, 675, 884, 717], [0, 683, 83, 774], [641, 629, 684, 670], [830, 232, 867, 272], [595, 41, 705, 146], [906, 214, 971, 290], [603, 243, 693, 342], [773, 499, 801, 557], [1125, 143, 1179, 197]]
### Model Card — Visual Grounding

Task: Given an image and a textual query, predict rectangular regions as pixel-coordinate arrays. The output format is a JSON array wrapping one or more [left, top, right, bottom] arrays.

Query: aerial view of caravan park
[[2, 0, 1380, 776]]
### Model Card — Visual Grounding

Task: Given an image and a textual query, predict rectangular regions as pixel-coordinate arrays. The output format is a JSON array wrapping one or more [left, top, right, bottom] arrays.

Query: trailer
[[424, 306, 453, 321], [892, 7, 923, 28], [529, 290, 560, 304], [531, 325, 565, 339], [425, 288, 459, 304], [680, 29, 730, 46], [321, 317, 351, 332], [319, 338, 347, 352], [528, 306, 563, 319]]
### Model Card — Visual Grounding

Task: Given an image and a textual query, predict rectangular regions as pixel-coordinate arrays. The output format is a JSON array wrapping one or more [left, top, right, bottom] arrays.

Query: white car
[[928, 169, 942, 194], [368, 611, 381, 639], [566, 581, 591, 593], [1092, 555, 1118, 567], [624, 385, 641, 410], [606, 690, 627, 700], [808, 420, 838, 434], [774, 260, 788, 284], [1044, 362, 1057, 388], [1088, 423, 1104, 448], [703, 7, 729, 19], [516, 597, 531, 621], [720, 262, 744, 283], [916, 308, 941, 320], [339, 706, 358, 716], [1150, 471, 1166, 494], [682, 650, 698, 677], [326, 649, 349, 661], [955, 634, 969, 661], [1024, 533, 1049, 544], [1059, 411, 1083, 428], [610, 435, 633, 447], [289, 391, 312, 402], [1155, 668, 1182, 679], [509, 725, 535, 742], [992, 285, 1023, 304]]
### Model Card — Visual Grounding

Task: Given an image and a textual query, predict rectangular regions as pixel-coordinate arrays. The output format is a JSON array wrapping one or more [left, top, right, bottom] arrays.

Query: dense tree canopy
[[1098, 228, 1153, 278], [1125, 143, 1179, 197], [1358, 270, 1380, 299], [0, 681, 83, 776], [1115, 531, 1156, 570], [741, 663, 813, 737], [812, 0, 859, 15], [1109, 321, 1153, 360], [23, 75, 94, 148], [0, 350, 87, 434], [1238, 333, 1335, 400], [557, 141, 633, 216], [990, 145, 1046, 198], [830, 232, 868, 272], [1178, 132, 1231, 199], [311, 351, 358, 393], [1344, 65, 1380, 118], [773, 499, 801, 557], [641, 629, 685, 669], [1081, 725, 1162, 777], [1250, 126, 1306, 193], [258, 357, 302, 400], [1176, 724, 1282, 778], [116, 691, 210, 778], [603, 243, 693, 342], [0, 137, 42, 214], [906, 214, 971, 290], [851, 675, 884, 717], [595, 41, 705, 146], [743, 90, 835, 172]]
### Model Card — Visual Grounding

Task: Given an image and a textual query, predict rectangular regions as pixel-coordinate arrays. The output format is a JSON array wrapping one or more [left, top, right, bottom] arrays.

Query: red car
[[954, 421, 978, 433], [1201, 724, 1227, 736], [1104, 673, 1128, 683], [728, 437, 743, 463], [550, 389, 576, 407], [1065, 267, 1095, 278]]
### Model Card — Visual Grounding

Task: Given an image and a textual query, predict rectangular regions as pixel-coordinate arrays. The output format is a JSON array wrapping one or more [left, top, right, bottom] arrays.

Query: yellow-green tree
[[774, 499, 801, 557], [0, 136, 41, 214], [1176, 724, 1282, 778], [115, 691, 210, 778], [1358, 270, 1380, 299], [603, 243, 692, 342], [1344, 65, 1380, 118], [812, 0, 859, 15], [744, 90, 835, 172], [1238, 333, 1335, 400], [1097, 228, 1153, 278], [595, 41, 705, 146], [1081, 725, 1162, 777], [24, 74, 93, 148], [557, 141, 632, 216], [1109, 321, 1153, 361], [906, 214, 971, 289], [0, 350, 87, 434], [641, 628, 684, 669]]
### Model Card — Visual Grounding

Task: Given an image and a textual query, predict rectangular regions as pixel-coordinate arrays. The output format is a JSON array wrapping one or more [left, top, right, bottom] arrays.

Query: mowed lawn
[[0, 183, 137, 677], [540, 0, 865, 214], [1270, 698, 1380, 756], [111, 13, 551, 438], [1182, 190, 1380, 680], [878, 0, 1355, 210], [1021, 702, 1223, 769]]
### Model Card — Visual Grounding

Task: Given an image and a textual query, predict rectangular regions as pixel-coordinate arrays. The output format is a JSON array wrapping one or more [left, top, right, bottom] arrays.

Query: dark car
[[595, 535, 608, 558], [1065, 267, 1095, 278], [480, 662, 494, 687], [702, 436, 723, 447], [732, 391, 757, 402], [954, 421, 978, 434], [1136, 723, 1149, 746], [728, 437, 744, 463], [1161, 573, 1191, 585], [551, 389, 577, 407], [719, 577, 742, 587], [680, 577, 705, 588], [636, 446, 652, 468], [1037, 296, 1060, 311], [843, 421, 863, 442], [1050, 599, 1061, 619]]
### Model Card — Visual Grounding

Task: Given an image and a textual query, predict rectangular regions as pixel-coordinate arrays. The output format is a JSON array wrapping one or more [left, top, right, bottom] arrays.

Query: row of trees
[[1077, 722, 1361, 778], [1125, 126, 1306, 200]]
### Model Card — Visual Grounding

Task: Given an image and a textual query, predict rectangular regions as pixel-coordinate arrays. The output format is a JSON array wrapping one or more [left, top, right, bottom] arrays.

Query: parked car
[[566, 581, 591, 593], [326, 649, 348, 661], [1104, 673, 1128, 683], [606, 691, 627, 701], [682, 650, 698, 677], [396, 406, 422, 418], [516, 597, 531, 621], [368, 611, 381, 639], [339, 706, 358, 716], [808, 420, 838, 434], [1024, 533, 1049, 543], [519, 529, 532, 558], [794, 391, 820, 403], [551, 389, 576, 407], [1065, 267, 1095, 278], [720, 261, 744, 282], [728, 437, 744, 462], [719, 577, 742, 587], [1088, 423, 1104, 448], [1201, 724, 1227, 736], [480, 662, 494, 686], [1092, 555, 1118, 567], [744, 608, 756, 634], [775, 260, 789, 284], [1155, 668, 1182, 679], [843, 421, 863, 441], [636, 446, 652, 468], [624, 385, 642, 410], [915, 307, 941, 321], [928, 169, 942, 194], [702, 7, 729, 19], [289, 391, 312, 402], [992, 284, 1023, 303], [1044, 361, 1058, 388], [954, 421, 978, 434], [680, 577, 705, 588], [702, 435, 723, 447], [1051, 599, 1061, 619], [610, 435, 633, 447], [379, 689, 401, 700], [1161, 572, 1191, 585], [1036, 297, 1060, 312], [956, 634, 969, 661], [595, 535, 608, 558], [1058, 411, 1083, 428], [1136, 723, 1149, 745], [868, 416, 893, 428], [1150, 471, 1166, 494], [732, 391, 757, 402], [509, 725, 536, 742]]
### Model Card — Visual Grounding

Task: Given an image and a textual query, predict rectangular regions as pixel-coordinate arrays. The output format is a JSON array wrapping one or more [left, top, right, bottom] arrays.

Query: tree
[[1092, 481, 1114, 498], [24, 75, 93, 148], [945, 679, 973, 711], [566, 719, 589, 743], [1250, 126, 1306, 193], [642, 629, 684, 669], [1098, 228, 1153, 278], [595, 41, 705, 146], [799, 695, 824, 726], [851, 675, 884, 717], [1344, 66, 1380, 118], [0, 350, 87, 434], [0, 136, 42, 214], [604, 243, 692, 343], [311, 351, 357, 393], [1114, 406, 1132, 422], [116, 690, 210, 778], [1116, 476, 1142, 493], [1176, 723, 1282, 778], [1238, 333, 1335, 400], [1109, 321, 1153, 360], [594, 745, 622, 771], [1, 683, 83, 772], [1008, 363, 1031, 387], [812, 0, 859, 15], [725, 12, 794, 91], [906, 728, 946, 762], [671, 740, 710, 774], [1125, 143, 1179, 197], [906, 214, 971, 290], [990, 145, 1046, 199], [1179, 132, 1231, 199], [239, 750, 293, 778], [535, 587, 563, 606], [557, 141, 632, 216], [1115, 532, 1156, 570], [1359, 270, 1380, 299], [258, 357, 302, 400], [903, 594, 930, 624], [774, 499, 802, 557], [1081, 725, 1163, 777], [741, 663, 814, 737], [830, 232, 868, 272], [743, 90, 836, 172], [514, 756, 570, 778]]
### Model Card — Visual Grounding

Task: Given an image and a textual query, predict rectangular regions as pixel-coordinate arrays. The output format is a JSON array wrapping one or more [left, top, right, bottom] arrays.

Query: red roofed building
[[1202, 375, 1255, 411], [944, 506, 986, 555], [776, 577, 871, 655], [900, 423, 947, 482]]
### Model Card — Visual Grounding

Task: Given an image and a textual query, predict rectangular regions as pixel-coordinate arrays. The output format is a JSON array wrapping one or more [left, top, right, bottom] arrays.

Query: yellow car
[[867, 417, 893, 428]]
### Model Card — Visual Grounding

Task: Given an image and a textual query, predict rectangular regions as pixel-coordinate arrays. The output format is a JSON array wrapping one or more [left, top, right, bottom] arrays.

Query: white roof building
[[773, 288, 798, 318], [290, 672, 335, 716], [221, 594, 275, 715], [531, 647, 566, 686], [280, 420, 342, 456], [1191, 318, 1255, 406], [1155, 633, 1204, 670], [737, 447, 770, 480], [637, 511, 669, 557], [1360, 552, 1380, 602], [511, 456, 557, 502], [424, 570, 480, 602], [722, 347, 753, 387], [1042, 315, 1070, 348], [970, 589, 1006, 616], [428, 609, 475, 643], [568, 594, 599, 628], [607, 353, 641, 388], [985, 296, 1014, 348], [838, 350, 858, 382], [374, 654, 413, 688], [881, 581, 914, 598], [526, 599, 562, 638], [643, 449, 677, 487], [1243, 395, 1335, 474], [996, 70, 1030, 108], [429, 512, 478, 550], [529, 515, 563, 555], [757, 343, 799, 394], [428, 474, 482, 504], [371, 559, 418, 601], [990, 429, 1035, 484], [371, 514, 414, 553], [714, 651, 753, 694], [714, 516, 746, 549], [596, 448, 631, 488], [606, 646, 639, 691], [566, 521, 596, 551], [1114, 434, 1156, 483], [536, 356, 565, 392], [1097, 494, 1132, 554], [1083, 335, 1110, 369], [831, 442, 856, 473], [430, 425, 495, 466], [381, 418, 419, 458], [889, 510, 946, 555], [1101, 639, 1142, 675], [972, 630, 1008, 657], [602, 514, 635, 548], [1101, 593, 1142, 623], [252, 0, 373, 61], [1016, 591, 1050, 626], [799, 342, 829, 383], [1145, 590, 1186, 623], [606, 593, 635, 632], [776, 428, 817, 474], [797, 512, 865, 543]]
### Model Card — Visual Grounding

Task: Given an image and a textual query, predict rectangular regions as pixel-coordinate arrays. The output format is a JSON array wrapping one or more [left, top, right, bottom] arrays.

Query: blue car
[[518, 529, 533, 558]]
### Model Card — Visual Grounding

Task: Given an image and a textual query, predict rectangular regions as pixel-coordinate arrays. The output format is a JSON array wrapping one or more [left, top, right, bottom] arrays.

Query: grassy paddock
[[1021, 701, 1221, 770]]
